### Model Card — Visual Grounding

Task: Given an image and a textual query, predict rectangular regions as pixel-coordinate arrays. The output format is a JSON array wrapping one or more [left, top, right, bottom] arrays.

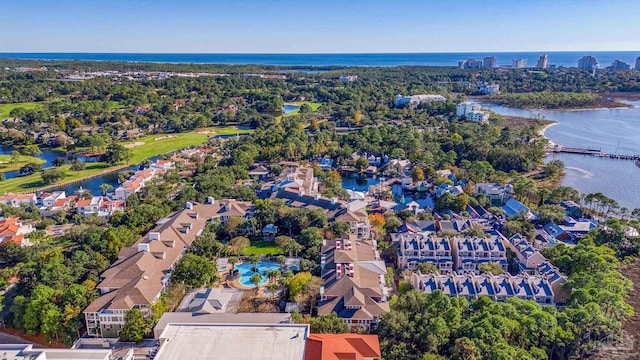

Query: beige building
[[318, 235, 389, 331]]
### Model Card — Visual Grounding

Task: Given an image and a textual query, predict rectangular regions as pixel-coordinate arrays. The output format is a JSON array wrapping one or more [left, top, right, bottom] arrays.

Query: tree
[[309, 313, 350, 334], [250, 273, 262, 289], [411, 167, 425, 183], [171, 253, 216, 288], [20, 162, 41, 174], [41, 168, 65, 185], [52, 157, 66, 167], [120, 309, 147, 343], [70, 158, 85, 172], [99, 183, 114, 196], [537, 204, 566, 224], [275, 235, 293, 250], [228, 256, 239, 272], [283, 239, 302, 257], [249, 254, 260, 272], [288, 272, 312, 301], [230, 236, 250, 255], [354, 157, 369, 172], [478, 262, 503, 275], [328, 221, 350, 238], [104, 143, 132, 165], [9, 150, 21, 165]]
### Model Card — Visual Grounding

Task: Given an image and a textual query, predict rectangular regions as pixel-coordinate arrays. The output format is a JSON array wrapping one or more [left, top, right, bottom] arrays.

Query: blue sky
[[1, 0, 639, 53]]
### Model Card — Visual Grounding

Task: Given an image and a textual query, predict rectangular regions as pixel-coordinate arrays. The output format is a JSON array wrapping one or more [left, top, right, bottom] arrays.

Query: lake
[[482, 101, 640, 209]]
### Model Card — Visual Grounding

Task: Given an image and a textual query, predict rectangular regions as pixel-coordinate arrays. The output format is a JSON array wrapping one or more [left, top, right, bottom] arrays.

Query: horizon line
[[1, 50, 640, 55]]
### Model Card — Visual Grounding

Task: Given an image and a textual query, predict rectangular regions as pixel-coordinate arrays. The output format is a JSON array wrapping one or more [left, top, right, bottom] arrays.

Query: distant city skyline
[[1, 0, 640, 53]]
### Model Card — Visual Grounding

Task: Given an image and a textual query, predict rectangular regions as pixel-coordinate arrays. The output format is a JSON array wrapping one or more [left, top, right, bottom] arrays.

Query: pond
[[235, 261, 282, 287], [282, 104, 300, 114], [341, 174, 380, 192]]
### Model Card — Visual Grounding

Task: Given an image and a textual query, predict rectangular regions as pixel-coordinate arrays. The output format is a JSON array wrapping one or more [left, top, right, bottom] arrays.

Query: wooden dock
[[548, 145, 640, 161]]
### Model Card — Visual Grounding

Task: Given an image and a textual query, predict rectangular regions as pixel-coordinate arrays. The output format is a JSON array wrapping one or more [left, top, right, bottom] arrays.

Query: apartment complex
[[83, 202, 223, 338], [610, 59, 631, 70], [318, 235, 389, 331], [456, 102, 489, 123], [512, 58, 528, 68], [483, 56, 497, 68]]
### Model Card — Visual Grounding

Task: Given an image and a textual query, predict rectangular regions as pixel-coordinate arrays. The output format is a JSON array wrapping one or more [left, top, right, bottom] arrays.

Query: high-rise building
[[635, 57, 640, 71], [578, 56, 600, 69], [483, 56, 497, 68], [512, 58, 527, 68], [459, 58, 483, 69], [610, 60, 630, 70], [536, 54, 549, 69]]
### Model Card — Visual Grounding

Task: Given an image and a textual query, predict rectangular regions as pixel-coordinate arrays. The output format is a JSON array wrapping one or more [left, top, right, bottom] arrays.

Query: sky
[[1, 0, 639, 53]]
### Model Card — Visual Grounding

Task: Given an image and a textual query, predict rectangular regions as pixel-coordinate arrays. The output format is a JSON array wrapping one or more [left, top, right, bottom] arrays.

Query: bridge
[[548, 145, 640, 162]]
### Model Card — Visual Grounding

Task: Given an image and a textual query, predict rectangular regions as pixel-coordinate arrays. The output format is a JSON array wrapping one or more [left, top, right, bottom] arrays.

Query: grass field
[[276, 101, 322, 122], [241, 241, 283, 256], [0, 155, 46, 172], [0, 102, 42, 119], [0, 126, 253, 193]]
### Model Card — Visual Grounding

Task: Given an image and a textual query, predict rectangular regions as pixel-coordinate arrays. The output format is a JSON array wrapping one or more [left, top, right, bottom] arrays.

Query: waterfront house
[[0, 217, 34, 247], [318, 235, 389, 331], [114, 167, 166, 201], [475, 183, 514, 206], [0, 193, 37, 208], [560, 200, 583, 218]]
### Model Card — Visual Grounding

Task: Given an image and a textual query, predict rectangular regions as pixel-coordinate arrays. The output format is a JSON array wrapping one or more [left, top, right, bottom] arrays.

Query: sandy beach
[[539, 122, 558, 146]]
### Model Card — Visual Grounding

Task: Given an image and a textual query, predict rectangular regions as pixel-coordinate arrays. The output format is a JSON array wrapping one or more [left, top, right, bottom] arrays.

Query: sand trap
[[124, 141, 145, 149], [197, 130, 215, 134], [155, 135, 176, 141]]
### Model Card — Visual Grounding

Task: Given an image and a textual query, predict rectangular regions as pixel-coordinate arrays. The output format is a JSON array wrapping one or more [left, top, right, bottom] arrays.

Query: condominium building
[[636, 57, 640, 70], [458, 59, 484, 69], [318, 235, 389, 331], [456, 101, 482, 117], [83, 201, 228, 338], [512, 58, 528, 68], [610, 59, 631, 70], [536, 54, 549, 69], [483, 56, 497, 68], [334, 208, 372, 240], [578, 56, 600, 69]]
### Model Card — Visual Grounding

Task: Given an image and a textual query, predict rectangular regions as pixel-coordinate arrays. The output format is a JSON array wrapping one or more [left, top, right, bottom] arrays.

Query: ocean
[[0, 52, 638, 68]]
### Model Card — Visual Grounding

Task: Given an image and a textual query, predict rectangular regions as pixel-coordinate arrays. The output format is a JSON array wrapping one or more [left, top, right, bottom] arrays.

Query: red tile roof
[[304, 334, 381, 360]]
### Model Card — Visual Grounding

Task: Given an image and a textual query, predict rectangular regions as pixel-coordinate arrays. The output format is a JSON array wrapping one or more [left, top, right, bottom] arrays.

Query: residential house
[[76, 196, 103, 216], [542, 217, 597, 245], [39, 191, 67, 208], [392, 232, 454, 272], [83, 202, 223, 338], [206, 198, 255, 225], [388, 159, 411, 173], [411, 272, 556, 305], [560, 201, 583, 218], [475, 183, 514, 206], [435, 183, 465, 198], [114, 167, 166, 201], [451, 235, 508, 274], [318, 235, 389, 331], [274, 166, 318, 194], [0, 217, 34, 246], [262, 224, 278, 241], [502, 198, 534, 220], [248, 164, 270, 179], [304, 334, 381, 360], [0, 193, 37, 208]]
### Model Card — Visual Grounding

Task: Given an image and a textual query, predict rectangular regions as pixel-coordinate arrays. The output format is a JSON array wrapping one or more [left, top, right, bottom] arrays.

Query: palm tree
[[283, 240, 302, 257], [228, 256, 238, 273], [250, 273, 262, 293], [276, 255, 286, 266], [249, 254, 260, 273], [99, 183, 114, 196]]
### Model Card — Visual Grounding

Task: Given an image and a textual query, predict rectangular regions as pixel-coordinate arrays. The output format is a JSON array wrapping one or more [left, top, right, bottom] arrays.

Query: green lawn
[[282, 101, 322, 117], [241, 241, 283, 256], [0, 155, 46, 172], [0, 126, 253, 193], [0, 102, 42, 119]]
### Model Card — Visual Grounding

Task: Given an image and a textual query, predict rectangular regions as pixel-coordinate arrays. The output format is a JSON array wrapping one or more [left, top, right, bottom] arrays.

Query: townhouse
[[411, 272, 556, 305], [318, 235, 389, 331], [0, 193, 37, 208], [0, 217, 34, 247], [392, 232, 454, 273], [114, 161, 172, 201], [451, 235, 508, 274]]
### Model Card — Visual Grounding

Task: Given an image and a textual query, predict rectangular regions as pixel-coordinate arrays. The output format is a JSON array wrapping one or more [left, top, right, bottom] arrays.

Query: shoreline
[[539, 122, 558, 147]]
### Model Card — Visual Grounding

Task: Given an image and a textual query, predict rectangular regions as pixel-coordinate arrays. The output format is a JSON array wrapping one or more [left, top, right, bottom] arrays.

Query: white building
[[512, 58, 528, 68], [636, 57, 640, 71], [466, 111, 490, 123], [578, 56, 599, 69], [536, 55, 549, 69], [395, 94, 446, 108], [456, 102, 482, 117]]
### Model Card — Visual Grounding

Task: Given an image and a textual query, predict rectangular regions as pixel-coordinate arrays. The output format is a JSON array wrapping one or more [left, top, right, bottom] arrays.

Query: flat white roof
[[154, 323, 309, 360]]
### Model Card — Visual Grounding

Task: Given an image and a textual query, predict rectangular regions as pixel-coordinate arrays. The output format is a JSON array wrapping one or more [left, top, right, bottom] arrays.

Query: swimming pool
[[235, 261, 281, 287]]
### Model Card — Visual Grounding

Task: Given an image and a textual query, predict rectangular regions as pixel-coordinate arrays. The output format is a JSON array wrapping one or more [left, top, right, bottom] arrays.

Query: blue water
[[483, 101, 640, 208], [235, 261, 281, 287], [283, 104, 299, 114], [341, 175, 380, 192], [1, 52, 638, 67]]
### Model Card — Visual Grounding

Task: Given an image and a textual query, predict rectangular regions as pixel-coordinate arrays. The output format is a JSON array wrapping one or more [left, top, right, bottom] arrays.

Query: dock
[[548, 145, 640, 161]]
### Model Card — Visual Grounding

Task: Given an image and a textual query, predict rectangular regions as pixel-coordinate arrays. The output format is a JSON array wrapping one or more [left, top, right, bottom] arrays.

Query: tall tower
[[536, 55, 548, 69]]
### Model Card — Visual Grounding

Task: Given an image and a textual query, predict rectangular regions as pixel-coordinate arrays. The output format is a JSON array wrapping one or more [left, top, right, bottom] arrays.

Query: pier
[[548, 145, 640, 161]]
